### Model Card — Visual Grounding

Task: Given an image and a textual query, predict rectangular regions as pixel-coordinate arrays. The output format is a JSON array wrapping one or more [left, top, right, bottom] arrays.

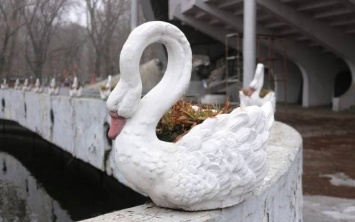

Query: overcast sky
[[66, 1, 87, 27]]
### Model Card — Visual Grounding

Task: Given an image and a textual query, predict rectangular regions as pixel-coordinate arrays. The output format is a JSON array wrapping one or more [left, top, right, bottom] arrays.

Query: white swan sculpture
[[33, 78, 43, 93], [1, 79, 8, 89], [69, 77, 82, 97], [239, 64, 276, 112], [48, 78, 59, 95], [106, 21, 274, 211], [22, 78, 31, 91], [14, 79, 20, 90], [100, 75, 112, 100]]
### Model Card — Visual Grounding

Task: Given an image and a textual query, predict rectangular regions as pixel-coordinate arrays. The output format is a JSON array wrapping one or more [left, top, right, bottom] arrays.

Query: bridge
[[0, 90, 117, 178], [168, 0, 355, 111]]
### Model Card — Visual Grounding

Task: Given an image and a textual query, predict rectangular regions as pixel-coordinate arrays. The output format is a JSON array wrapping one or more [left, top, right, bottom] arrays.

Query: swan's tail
[[261, 101, 274, 130]]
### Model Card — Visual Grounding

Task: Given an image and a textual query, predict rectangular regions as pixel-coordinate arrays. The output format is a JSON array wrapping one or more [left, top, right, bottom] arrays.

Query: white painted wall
[[0, 90, 110, 172]]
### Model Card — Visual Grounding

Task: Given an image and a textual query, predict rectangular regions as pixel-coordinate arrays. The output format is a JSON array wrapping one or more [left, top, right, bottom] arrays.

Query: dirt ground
[[275, 104, 355, 199]]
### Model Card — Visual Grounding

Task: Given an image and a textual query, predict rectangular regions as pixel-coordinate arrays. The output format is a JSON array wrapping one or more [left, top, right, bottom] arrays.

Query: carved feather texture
[[165, 102, 274, 206]]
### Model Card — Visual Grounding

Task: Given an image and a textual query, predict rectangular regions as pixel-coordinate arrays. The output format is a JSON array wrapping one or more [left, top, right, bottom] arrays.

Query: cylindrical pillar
[[243, 0, 257, 88], [131, 0, 138, 31]]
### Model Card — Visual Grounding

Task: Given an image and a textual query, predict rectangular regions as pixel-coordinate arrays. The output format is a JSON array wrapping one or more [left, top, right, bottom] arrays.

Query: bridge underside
[[169, 0, 355, 110]]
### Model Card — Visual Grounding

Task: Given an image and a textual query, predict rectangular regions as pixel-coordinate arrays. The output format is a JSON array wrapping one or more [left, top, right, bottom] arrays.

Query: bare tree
[[21, 0, 70, 80], [47, 22, 88, 82], [85, 0, 128, 78], [0, 0, 25, 79]]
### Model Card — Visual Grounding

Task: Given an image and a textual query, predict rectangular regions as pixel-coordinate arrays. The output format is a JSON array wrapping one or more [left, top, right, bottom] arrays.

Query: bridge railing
[[0, 89, 114, 173]]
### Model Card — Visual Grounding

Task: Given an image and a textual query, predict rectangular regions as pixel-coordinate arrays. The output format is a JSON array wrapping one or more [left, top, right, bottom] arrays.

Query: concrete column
[[243, 0, 257, 88], [141, 0, 168, 66], [131, 0, 138, 31]]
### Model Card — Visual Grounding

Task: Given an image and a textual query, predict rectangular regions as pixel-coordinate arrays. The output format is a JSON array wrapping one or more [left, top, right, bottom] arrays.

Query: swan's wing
[[262, 92, 276, 112], [167, 102, 274, 205]]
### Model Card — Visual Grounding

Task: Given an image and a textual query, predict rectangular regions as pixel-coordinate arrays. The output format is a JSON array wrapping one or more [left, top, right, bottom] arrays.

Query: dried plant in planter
[[156, 99, 231, 142]]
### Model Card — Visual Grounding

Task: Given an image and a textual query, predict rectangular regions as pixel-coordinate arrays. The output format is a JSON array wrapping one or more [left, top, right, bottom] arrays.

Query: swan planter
[[239, 64, 276, 112], [106, 21, 274, 211], [69, 77, 82, 97], [100, 75, 112, 100], [48, 78, 60, 95], [1, 79, 8, 89], [14, 79, 20, 90], [33, 78, 44, 93], [22, 78, 31, 91]]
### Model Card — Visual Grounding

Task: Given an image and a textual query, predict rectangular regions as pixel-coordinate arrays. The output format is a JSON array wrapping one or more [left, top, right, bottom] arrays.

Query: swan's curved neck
[[120, 22, 192, 136], [253, 69, 264, 93]]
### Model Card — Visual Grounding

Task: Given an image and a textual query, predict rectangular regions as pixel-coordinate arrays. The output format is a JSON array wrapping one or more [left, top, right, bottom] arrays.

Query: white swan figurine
[[239, 64, 276, 112], [69, 77, 82, 97], [14, 79, 20, 90], [106, 21, 274, 211], [33, 78, 43, 93], [48, 78, 59, 95], [100, 75, 112, 100], [1, 79, 8, 89], [22, 78, 31, 91]]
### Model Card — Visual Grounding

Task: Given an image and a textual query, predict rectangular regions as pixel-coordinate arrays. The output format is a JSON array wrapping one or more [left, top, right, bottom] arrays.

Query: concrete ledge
[[82, 121, 303, 222]]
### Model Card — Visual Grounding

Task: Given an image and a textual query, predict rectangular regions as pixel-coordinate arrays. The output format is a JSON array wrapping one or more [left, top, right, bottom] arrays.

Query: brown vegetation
[[241, 88, 273, 98], [156, 99, 231, 142]]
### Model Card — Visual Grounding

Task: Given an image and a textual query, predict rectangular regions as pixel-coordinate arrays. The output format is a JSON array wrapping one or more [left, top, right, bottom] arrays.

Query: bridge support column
[[131, 0, 138, 30], [243, 0, 257, 88]]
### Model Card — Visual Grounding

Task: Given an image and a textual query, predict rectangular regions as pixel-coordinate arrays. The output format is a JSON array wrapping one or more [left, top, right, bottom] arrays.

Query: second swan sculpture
[[107, 21, 274, 211], [239, 64, 276, 112]]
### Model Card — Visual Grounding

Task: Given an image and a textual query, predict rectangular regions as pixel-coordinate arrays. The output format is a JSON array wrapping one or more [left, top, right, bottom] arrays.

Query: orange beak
[[108, 112, 126, 140]]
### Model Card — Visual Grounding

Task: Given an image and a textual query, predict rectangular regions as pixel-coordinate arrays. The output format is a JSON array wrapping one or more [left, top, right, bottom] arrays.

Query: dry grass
[[156, 99, 231, 142]]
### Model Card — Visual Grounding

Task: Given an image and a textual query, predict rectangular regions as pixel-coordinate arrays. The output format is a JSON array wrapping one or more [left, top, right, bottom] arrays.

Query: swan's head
[[50, 78, 56, 87], [106, 75, 112, 88], [106, 80, 142, 140], [72, 77, 78, 88], [35, 79, 40, 87]]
